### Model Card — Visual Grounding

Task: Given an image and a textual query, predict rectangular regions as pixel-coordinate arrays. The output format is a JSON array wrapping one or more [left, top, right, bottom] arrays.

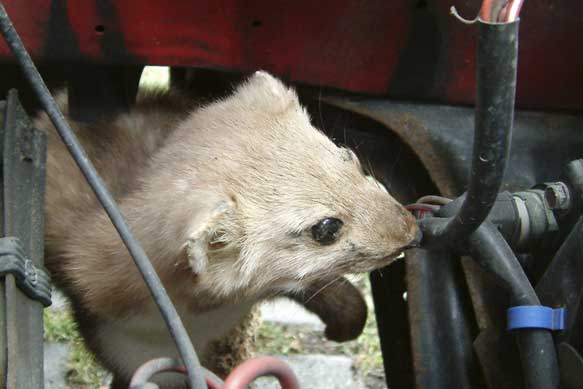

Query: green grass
[[67, 345, 106, 388], [43, 308, 77, 343], [44, 308, 106, 388], [255, 278, 384, 380]]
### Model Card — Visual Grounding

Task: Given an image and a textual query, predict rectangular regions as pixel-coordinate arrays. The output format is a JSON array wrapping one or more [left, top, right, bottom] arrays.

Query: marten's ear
[[231, 70, 300, 114], [184, 198, 234, 274]]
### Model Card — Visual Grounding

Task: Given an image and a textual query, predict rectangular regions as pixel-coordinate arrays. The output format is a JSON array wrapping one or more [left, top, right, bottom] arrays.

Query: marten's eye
[[311, 218, 343, 245]]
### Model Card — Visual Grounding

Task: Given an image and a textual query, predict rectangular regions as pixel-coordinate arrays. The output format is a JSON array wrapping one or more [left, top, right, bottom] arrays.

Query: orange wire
[[479, 0, 524, 22]]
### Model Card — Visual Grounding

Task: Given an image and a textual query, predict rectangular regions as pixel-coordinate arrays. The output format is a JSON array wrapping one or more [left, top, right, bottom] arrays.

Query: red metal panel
[[1, 1, 50, 55], [0, 1, 582, 110], [67, 2, 101, 60]]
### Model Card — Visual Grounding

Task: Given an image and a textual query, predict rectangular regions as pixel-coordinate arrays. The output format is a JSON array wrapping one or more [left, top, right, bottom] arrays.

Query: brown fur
[[39, 72, 418, 386]]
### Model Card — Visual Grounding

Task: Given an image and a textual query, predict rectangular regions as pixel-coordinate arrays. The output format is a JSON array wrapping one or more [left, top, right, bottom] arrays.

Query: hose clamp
[[507, 305, 565, 331]]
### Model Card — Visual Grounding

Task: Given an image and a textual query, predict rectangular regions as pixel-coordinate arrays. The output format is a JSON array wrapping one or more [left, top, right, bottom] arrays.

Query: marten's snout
[[390, 203, 421, 251], [405, 228, 423, 249]]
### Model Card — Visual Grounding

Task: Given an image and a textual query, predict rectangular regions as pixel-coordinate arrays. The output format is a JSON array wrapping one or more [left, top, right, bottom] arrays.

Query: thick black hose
[[429, 200, 560, 388], [0, 3, 206, 388], [467, 222, 559, 389], [420, 20, 518, 248], [536, 216, 583, 343], [406, 249, 478, 389]]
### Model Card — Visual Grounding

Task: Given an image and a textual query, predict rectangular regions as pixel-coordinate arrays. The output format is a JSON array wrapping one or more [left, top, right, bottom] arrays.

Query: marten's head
[[169, 72, 419, 300]]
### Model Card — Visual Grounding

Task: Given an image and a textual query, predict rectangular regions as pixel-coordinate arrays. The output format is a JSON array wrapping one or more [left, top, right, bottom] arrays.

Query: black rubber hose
[[420, 20, 518, 248], [0, 3, 206, 388], [406, 249, 479, 389], [536, 216, 583, 343], [467, 222, 560, 389], [429, 199, 560, 389]]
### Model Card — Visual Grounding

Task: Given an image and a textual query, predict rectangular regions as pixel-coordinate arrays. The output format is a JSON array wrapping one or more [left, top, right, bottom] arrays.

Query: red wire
[[479, 0, 524, 22], [479, 0, 497, 22], [405, 203, 440, 219]]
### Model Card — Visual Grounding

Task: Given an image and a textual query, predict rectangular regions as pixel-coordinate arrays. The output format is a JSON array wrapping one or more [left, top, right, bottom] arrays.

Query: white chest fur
[[96, 300, 255, 385]]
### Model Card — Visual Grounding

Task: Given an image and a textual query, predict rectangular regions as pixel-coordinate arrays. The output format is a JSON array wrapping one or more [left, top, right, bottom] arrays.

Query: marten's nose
[[405, 229, 423, 249]]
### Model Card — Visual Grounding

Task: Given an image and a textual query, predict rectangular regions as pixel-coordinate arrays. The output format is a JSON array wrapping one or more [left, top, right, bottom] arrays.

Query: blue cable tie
[[507, 305, 565, 331]]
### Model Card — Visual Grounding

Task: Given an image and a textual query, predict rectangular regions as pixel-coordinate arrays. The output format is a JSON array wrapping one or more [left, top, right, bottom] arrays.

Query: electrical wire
[[479, 0, 525, 22], [416, 195, 452, 206], [504, 0, 525, 22]]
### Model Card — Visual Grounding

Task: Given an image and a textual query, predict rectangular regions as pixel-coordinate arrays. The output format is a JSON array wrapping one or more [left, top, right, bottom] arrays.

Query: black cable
[[428, 198, 560, 388], [420, 20, 519, 248], [0, 3, 206, 388], [467, 222, 560, 389]]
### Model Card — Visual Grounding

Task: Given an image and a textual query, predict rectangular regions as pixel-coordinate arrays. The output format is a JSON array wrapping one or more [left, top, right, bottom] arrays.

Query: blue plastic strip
[[507, 306, 565, 331]]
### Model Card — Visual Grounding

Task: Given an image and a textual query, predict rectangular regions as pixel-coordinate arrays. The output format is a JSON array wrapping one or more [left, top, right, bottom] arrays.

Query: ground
[[43, 276, 386, 388]]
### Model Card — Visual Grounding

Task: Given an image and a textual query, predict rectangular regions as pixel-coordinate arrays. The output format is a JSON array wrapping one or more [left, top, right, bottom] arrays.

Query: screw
[[544, 182, 571, 211]]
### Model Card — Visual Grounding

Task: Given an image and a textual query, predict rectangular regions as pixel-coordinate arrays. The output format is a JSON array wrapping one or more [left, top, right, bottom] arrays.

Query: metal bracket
[[0, 237, 51, 307]]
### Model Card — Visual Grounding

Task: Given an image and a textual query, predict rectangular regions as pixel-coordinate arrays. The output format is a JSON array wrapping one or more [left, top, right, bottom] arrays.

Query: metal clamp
[[0, 237, 51, 306], [507, 305, 565, 331]]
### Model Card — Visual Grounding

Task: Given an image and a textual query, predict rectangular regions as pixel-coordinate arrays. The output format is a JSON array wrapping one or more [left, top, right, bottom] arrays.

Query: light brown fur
[[39, 72, 418, 387]]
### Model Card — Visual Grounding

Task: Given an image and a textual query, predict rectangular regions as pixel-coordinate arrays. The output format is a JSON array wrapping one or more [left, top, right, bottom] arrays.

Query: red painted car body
[[1, 0, 581, 110]]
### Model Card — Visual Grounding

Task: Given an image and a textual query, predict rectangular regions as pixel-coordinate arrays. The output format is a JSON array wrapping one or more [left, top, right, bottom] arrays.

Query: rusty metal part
[[223, 356, 299, 389], [129, 358, 223, 389], [129, 356, 298, 389], [322, 98, 583, 200], [0, 89, 47, 389], [543, 182, 572, 212], [322, 99, 459, 197]]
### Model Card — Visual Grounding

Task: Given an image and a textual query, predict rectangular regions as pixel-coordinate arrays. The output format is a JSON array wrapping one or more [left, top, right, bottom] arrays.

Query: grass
[[44, 308, 106, 388], [255, 318, 382, 376], [254, 278, 384, 381], [43, 308, 77, 343], [44, 280, 384, 388]]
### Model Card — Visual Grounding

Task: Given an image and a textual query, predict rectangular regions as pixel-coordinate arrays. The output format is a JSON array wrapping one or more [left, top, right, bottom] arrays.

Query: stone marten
[[38, 71, 419, 388]]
